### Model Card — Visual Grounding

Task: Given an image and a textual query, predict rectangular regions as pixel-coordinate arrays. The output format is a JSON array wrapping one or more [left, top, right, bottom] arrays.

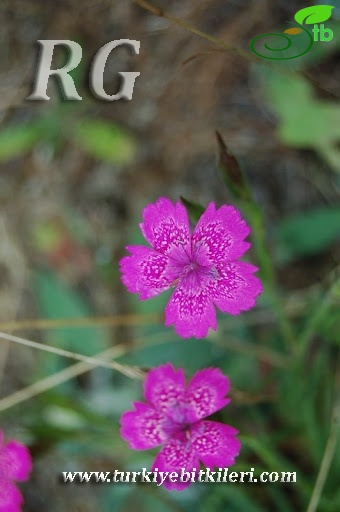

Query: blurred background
[[0, 0, 339, 511]]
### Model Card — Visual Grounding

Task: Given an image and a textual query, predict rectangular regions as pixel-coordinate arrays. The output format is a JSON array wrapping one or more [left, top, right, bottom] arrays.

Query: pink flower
[[0, 430, 32, 512], [120, 363, 241, 491], [120, 198, 262, 338]]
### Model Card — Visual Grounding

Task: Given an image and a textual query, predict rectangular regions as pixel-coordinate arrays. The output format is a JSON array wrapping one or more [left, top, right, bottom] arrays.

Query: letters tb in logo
[[312, 24, 333, 41]]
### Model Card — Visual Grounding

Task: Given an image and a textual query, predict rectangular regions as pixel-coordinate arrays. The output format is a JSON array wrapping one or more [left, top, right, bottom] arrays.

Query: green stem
[[296, 275, 339, 361], [245, 203, 295, 352], [133, 0, 252, 61], [306, 354, 340, 512]]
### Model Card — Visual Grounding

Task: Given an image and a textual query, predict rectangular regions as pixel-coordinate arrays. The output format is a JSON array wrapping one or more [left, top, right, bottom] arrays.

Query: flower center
[[180, 257, 218, 287], [162, 403, 192, 440], [183, 261, 198, 274], [168, 244, 219, 288]]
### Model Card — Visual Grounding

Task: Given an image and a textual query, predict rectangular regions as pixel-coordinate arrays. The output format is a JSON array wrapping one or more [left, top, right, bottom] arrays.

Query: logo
[[250, 5, 334, 60], [26, 40, 141, 101]]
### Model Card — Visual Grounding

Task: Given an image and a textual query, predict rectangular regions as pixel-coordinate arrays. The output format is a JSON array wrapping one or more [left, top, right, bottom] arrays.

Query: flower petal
[[120, 402, 168, 450], [185, 368, 230, 422], [165, 283, 216, 339], [140, 198, 191, 256], [0, 440, 32, 482], [191, 420, 241, 469], [192, 203, 251, 263], [211, 261, 262, 315], [151, 438, 199, 491], [120, 246, 175, 299], [0, 480, 23, 512], [144, 363, 186, 412]]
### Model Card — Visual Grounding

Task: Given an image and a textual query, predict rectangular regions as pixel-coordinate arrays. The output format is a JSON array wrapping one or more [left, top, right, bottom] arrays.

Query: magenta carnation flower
[[119, 197, 262, 338], [0, 430, 32, 512], [120, 363, 241, 491]]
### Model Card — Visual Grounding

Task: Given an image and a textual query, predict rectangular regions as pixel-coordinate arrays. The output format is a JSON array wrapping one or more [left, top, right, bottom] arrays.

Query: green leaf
[[72, 119, 136, 164], [180, 196, 205, 223], [101, 485, 134, 512], [33, 270, 106, 377], [119, 339, 224, 373], [256, 67, 340, 173], [275, 207, 340, 262], [199, 483, 265, 512], [0, 123, 43, 161], [294, 5, 334, 25], [40, 391, 117, 428], [319, 305, 340, 346]]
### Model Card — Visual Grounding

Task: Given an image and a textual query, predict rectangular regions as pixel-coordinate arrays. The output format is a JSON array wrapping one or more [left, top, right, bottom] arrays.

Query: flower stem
[[0, 331, 144, 379], [0, 312, 162, 332], [245, 203, 295, 353], [306, 355, 340, 512], [296, 274, 339, 361], [0, 344, 128, 412], [133, 0, 252, 61]]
